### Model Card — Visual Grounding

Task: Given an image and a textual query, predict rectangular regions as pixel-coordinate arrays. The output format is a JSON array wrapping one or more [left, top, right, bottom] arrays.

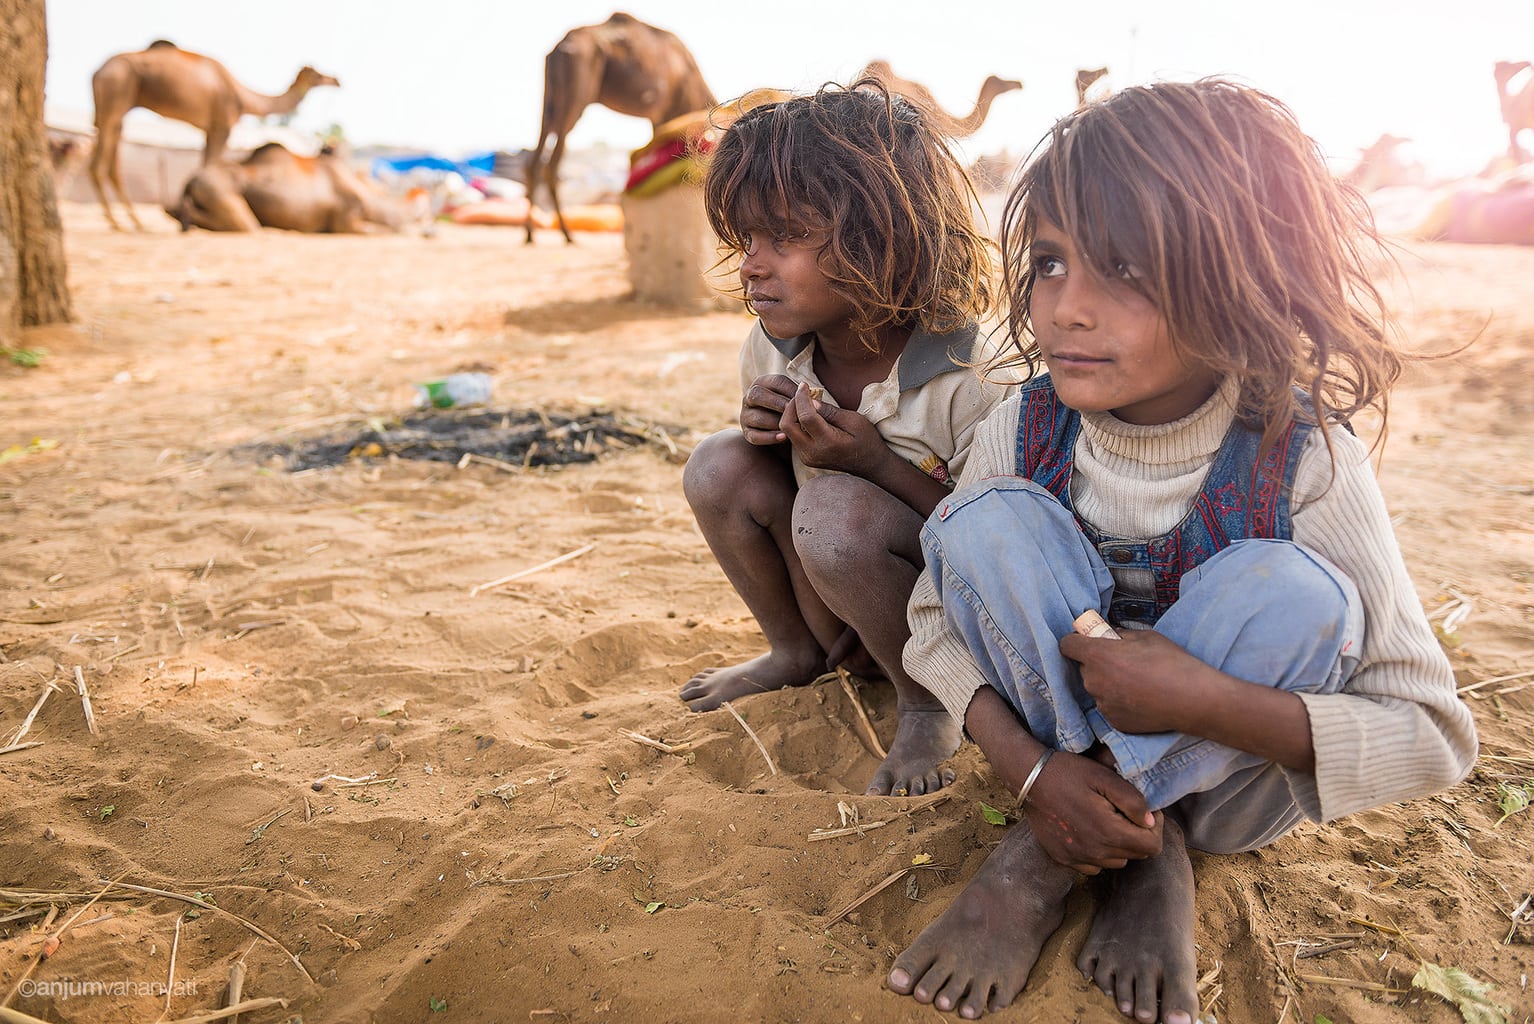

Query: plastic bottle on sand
[[415, 372, 493, 409]]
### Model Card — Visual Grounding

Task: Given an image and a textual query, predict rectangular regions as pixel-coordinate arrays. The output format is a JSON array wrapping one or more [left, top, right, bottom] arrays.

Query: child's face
[[1028, 219, 1220, 425], [737, 217, 853, 345]]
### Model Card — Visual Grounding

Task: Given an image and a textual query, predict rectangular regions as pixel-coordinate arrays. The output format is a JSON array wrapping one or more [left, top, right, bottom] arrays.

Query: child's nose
[[1052, 272, 1098, 329], [740, 245, 768, 278]]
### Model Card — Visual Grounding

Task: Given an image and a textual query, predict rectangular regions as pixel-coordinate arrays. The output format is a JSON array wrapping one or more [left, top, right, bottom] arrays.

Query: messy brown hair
[[996, 77, 1402, 452], [703, 80, 995, 346]]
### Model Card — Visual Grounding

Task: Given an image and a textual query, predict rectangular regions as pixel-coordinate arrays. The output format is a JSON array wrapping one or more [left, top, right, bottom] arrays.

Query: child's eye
[[1033, 254, 1066, 278], [742, 228, 813, 255], [1109, 258, 1141, 280]]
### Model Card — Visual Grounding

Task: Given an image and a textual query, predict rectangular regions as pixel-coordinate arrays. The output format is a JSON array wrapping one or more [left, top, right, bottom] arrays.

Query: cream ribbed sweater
[[904, 380, 1479, 824]]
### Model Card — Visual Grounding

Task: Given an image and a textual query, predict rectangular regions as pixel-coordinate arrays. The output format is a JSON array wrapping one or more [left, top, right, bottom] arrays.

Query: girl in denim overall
[[885, 79, 1479, 1023]]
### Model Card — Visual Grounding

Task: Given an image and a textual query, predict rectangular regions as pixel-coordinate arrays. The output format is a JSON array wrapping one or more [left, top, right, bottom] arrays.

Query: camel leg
[[202, 121, 232, 165], [524, 132, 550, 245], [88, 125, 137, 232], [544, 134, 575, 245], [107, 149, 145, 231], [88, 144, 122, 232]]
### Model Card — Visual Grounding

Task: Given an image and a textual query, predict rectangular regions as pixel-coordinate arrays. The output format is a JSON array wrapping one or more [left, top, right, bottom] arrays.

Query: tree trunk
[[0, 0, 72, 343]]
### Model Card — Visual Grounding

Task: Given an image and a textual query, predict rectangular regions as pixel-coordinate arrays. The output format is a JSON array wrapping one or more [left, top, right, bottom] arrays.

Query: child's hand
[[1023, 750, 1162, 874], [1060, 630, 1206, 736], [779, 382, 884, 472], [738, 373, 800, 445]]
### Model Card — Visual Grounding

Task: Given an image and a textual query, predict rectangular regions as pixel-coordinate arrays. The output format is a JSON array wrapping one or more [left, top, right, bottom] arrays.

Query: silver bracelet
[[1015, 749, 1054, 808]]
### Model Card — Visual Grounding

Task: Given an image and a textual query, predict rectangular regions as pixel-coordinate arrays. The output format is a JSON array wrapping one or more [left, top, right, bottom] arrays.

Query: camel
[[1495, 60, 1534, 163], [90, 40, 340, 231], [165, 143, 430, 234], [527, 12, 715, 244], [1342, 133, 1422, 194], [1075, 66, 1109, 107], [857, 60, 1022, 138]]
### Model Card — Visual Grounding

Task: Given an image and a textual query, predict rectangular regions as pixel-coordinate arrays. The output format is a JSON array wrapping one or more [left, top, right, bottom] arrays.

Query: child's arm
[[779, 384, 952, 515], [964, 685, 1162, 874], [1060, 629, 1317, 771]]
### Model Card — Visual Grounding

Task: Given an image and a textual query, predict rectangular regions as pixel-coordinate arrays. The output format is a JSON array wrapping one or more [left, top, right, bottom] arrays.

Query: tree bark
[[0, 0, 72, 343]]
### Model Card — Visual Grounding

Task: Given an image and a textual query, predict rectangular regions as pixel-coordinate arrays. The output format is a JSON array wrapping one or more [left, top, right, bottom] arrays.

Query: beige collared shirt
[[738, 320, 1014, 488]]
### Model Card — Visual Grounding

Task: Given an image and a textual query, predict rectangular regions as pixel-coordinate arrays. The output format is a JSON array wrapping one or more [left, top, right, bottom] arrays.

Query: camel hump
[[607, 11, 640, 24], [147, 39, 178, 50], [249, 142, 294, 160]]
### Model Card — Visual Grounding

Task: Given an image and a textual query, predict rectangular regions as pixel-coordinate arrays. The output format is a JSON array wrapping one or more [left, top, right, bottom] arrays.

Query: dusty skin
[[0, 203, 1532, 1023]]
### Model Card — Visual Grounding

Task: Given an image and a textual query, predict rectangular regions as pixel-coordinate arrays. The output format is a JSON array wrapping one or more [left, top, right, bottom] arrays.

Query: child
[[681, 81, 1012, 797], [885, 79, 1479, 1022]]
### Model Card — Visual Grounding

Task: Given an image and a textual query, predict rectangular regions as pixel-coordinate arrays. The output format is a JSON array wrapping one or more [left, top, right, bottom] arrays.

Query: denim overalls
[[921, 378, 1363, 851]]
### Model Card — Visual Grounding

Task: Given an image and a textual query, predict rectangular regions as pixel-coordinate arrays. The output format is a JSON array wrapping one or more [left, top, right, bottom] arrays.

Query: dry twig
[[73, 665, 97, 736], [6, 682, 56, 747], [0, 742, 43, 757], [159, 999, 289, 1024], [97, 881, 313, 982], [826, 868, 910, 923], [836, 669, 887, 760], [469, 543, 597, 597], [722, 701, 776, 776], [620, 730, 695, 755]]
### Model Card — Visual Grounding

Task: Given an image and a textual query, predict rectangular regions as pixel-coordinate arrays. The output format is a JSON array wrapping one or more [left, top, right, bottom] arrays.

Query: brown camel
[[1341, 133, 1420, 194], [166, 143, 429, 234], [90, 40, 340, 231], [1075, 66, 1109, 107], [527, 12, 715, 244], [857, 60, 1022, 138], [1495, 60, 1534, 163]]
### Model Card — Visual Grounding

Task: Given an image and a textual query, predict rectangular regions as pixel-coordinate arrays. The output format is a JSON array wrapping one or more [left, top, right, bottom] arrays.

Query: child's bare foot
[[887, 824, 1077, 1018], [680, 649, 824, 712], [1076, 818, 1199, 1024], [865, 705, 961, 796]]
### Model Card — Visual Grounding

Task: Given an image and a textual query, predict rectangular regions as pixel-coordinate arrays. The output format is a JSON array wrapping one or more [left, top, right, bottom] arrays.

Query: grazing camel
[[166, 143, 429, 234], [527, 12, 715, 244], [857, 60, 1022, 138], [90, 40, 340, 231], [1495, 60, 1534, 163], [1075, 66, 1109, 107]]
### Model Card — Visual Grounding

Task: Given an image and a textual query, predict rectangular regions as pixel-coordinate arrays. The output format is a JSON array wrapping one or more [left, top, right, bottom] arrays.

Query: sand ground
[[1, 203, 1531, 1023]]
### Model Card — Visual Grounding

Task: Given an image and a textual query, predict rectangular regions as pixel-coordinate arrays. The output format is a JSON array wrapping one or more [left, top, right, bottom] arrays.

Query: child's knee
[[792, 475, 882, 564], [682, 430, 768, 507], [924, 478, 1078, 572], [1187, 539, 1357, 628]]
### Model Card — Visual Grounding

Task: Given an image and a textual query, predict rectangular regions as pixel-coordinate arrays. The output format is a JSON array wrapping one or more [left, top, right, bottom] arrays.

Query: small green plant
[[1412, 961, 1509, 1023], [429, 996, 447, 1012], [979, 801, 1008, 826], [99, 805, 115, 821], [4, 347, 46, 367], [1493, 781, 1532, 827]]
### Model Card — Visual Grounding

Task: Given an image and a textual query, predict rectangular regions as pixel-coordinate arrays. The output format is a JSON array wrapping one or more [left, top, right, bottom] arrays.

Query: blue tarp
[[370, 151, 497, 180]]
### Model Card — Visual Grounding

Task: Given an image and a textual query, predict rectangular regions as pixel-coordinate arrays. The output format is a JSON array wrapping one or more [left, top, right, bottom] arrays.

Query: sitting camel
[[1342, 133, 1422, 194], [90, 40, 340, 231], [1495, 60, 1534, 163], [527, 12, 715, 244], [166, 143, 429, 234], [857, 60, 1022, 138], [1075, 66, 1109, 107]]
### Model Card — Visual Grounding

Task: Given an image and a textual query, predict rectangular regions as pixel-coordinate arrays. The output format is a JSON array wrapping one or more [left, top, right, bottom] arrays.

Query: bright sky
[[43, 0, 1534, 181]]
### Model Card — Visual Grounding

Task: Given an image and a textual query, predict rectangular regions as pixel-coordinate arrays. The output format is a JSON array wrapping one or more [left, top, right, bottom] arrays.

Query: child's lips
[[1048, 349, 1110, 368]]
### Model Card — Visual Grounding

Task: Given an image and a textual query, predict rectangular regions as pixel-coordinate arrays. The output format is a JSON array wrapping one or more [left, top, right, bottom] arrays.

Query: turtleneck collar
[[1077, 377, 1240, 467]]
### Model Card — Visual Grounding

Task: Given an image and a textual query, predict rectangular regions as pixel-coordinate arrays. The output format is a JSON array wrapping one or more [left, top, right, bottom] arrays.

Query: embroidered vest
[[1014, 376, 1314, 627]]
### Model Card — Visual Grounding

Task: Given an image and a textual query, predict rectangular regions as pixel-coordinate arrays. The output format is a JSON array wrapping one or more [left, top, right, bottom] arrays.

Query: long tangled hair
[[996, 77, 1403, 454], [703, 79, 995, 347]]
